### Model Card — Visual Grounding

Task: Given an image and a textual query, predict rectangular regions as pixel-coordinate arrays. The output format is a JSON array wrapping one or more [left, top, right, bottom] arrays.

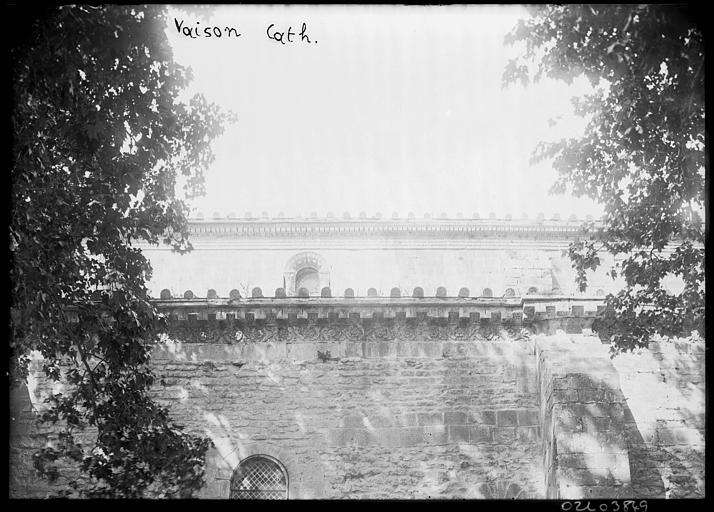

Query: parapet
[[191, 211, 596, 222], [153, 295, 605, 333], [181, 214, 599, 241], [156, 286, 592, 301]]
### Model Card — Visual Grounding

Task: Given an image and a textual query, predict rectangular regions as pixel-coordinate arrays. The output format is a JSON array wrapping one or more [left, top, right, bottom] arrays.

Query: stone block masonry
[[535, 333, 633, 499], [534, 332, 705, 499], [8, 302, 705, 499], [151, 337, 545, 499], [610, 337, 705, 498]]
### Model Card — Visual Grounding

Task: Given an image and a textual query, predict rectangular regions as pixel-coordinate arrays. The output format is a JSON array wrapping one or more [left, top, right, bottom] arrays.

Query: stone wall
[[533, 332, 705, 499], [138, 218, 637, 299], [9, 310, 705, 499], [9, 370, 94, 498], [142, 246, 600, 299], [611, 337, 705, 498], [535, 334, 632, 499], [151, 335, 544, 499], [10, 378, 53, 498]]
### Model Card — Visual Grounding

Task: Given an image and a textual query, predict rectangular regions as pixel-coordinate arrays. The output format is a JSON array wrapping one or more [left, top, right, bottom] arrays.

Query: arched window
[[479, 480, 526, 499], [284, 252, 329, 297], [482, 288, 493, 298], [504, 288, 516, 297], [230, 455, 288, 500], [295, 267, 320, 296]]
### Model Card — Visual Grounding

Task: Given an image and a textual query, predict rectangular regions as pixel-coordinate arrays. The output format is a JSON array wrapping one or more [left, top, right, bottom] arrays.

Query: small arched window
[[482, 288, 493, 298], [504, 288, 516, 297], [284, 252, 329, 297], [295, 267, 320, 296], [230, 455, 288, 500]]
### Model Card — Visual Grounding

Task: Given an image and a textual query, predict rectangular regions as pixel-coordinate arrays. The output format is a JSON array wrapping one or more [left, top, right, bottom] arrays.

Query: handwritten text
[[174, 18, 241, 39], [561, 500, 648, 512], [266, 23, 316, 45]]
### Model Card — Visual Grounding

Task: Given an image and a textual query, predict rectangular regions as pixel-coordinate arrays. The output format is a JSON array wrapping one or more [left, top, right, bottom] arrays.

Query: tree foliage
[[10, 5, 232, 497], [503, 5, 705, 353]]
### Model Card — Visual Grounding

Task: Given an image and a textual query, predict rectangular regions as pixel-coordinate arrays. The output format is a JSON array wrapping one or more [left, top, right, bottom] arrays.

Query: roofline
[[149, 295, 606, 325], [183, 216, 598, 239]]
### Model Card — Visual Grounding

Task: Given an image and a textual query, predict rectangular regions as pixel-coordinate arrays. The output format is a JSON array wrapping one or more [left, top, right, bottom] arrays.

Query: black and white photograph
[[9, 4, 705, 501]]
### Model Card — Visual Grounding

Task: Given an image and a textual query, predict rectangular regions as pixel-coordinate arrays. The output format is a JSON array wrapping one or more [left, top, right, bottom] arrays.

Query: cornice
[[181, 218, 594, 240], [152, 297, 605, 343], [139, 238, 580, 252], [153, 296, 604, 321]]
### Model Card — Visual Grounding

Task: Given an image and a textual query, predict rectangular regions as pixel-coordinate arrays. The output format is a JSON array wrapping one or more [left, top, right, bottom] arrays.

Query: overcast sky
[[166, 4, 603, 219]]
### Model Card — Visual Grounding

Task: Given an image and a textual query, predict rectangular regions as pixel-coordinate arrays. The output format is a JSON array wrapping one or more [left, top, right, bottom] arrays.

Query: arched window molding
[[295, 267, 320, 295], [283, 252, 330, 297], [230, 454, 288, 500]]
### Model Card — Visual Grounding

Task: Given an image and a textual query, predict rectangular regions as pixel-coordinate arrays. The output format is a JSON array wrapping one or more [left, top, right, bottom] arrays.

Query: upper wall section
[[135, 217, 681, 299]]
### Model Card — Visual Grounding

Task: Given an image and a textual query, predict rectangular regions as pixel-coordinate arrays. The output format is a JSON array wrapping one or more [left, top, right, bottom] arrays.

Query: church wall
[[9, 324, 705, 499], [142, 245, 623, 299], [611, 338, 705, 498], [9, 362, 95, 498], [534, 333, 705, 499], [150, 338, 545, 499], [9, 217, 698, 499]]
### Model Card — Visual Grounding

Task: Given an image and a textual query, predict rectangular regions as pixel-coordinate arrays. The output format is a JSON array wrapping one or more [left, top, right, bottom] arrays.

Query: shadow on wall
[[545, 371, 645, 499], [146, 331, 548, 499], [10, 332, 704, 500], [540, 334, 705, 500], [9, 375, 96, 498], [7, 372, 537, 500], [613, 340, 706, 499]]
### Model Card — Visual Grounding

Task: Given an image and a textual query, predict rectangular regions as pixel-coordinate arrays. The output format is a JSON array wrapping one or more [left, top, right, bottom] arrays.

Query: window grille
[[230, 455, 288, 500]]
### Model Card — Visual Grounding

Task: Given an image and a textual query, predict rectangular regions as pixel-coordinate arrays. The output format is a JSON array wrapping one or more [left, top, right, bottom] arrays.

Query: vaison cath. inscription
[[266, 22, 316, 44], [174, 18, 241, 39], [174, 18, 316, 44]]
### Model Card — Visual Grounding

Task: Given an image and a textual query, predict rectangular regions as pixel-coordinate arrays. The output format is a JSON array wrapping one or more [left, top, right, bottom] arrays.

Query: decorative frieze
[[182, 217, 592, 241], [162, 319, 532, 344], [154, 297, 605, 343]]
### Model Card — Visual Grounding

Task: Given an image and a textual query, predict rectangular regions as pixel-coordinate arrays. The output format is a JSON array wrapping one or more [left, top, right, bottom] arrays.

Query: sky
[[166, 4, 604, 220]]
